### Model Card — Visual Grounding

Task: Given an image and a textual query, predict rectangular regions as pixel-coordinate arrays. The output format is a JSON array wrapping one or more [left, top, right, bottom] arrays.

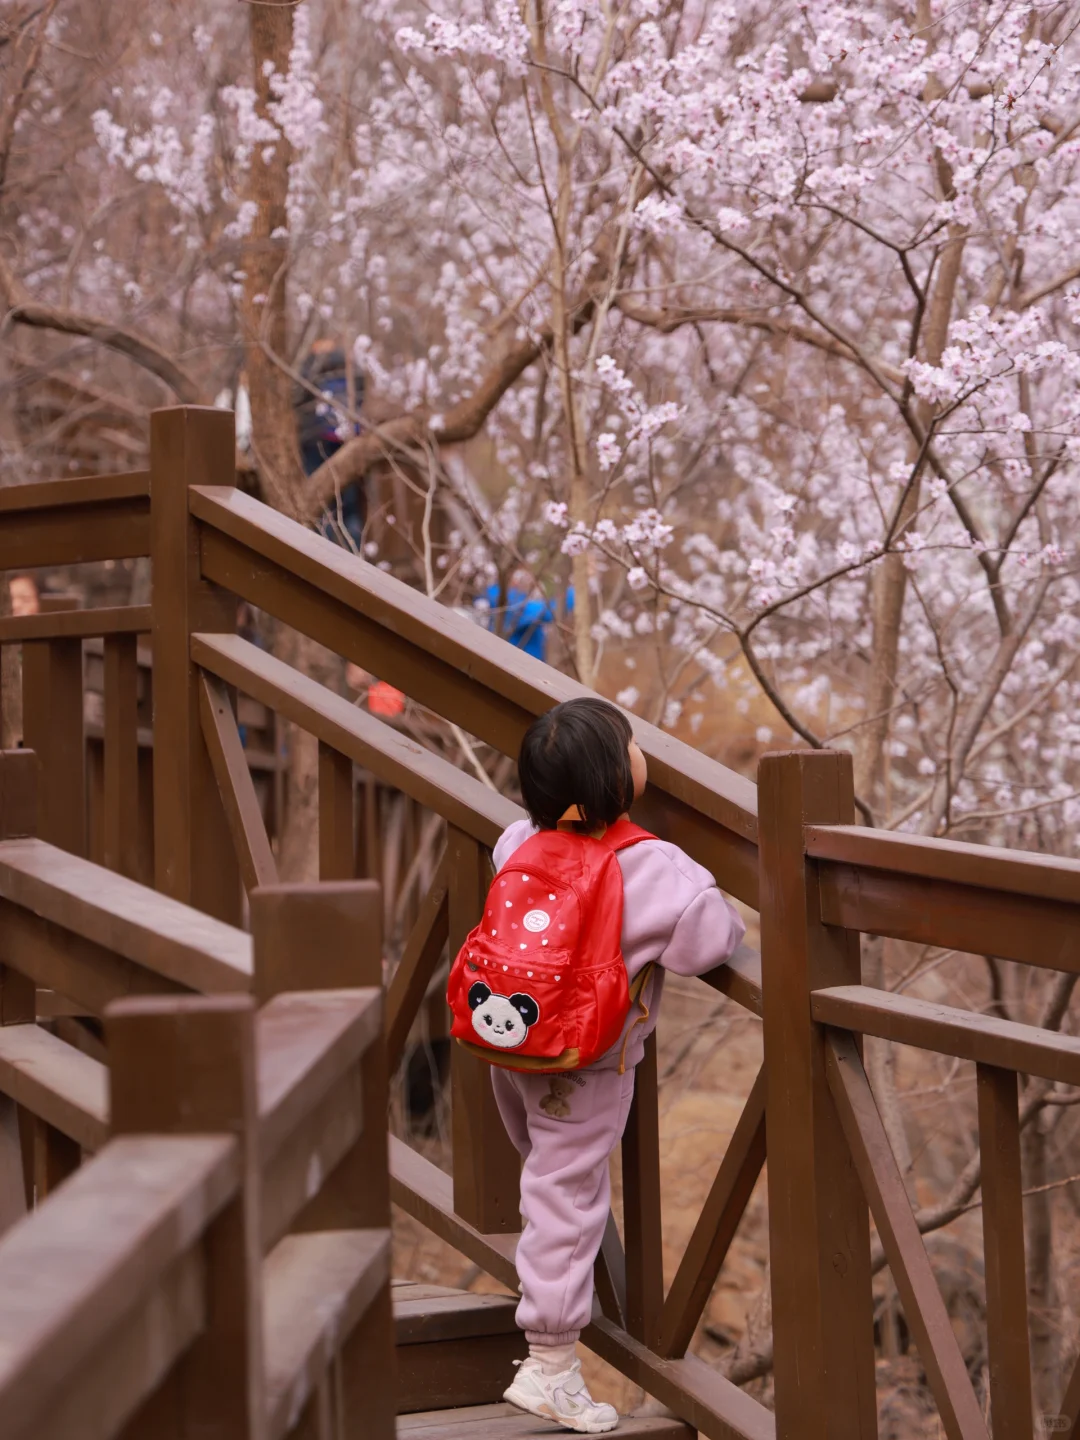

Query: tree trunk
[[240, 1, 331, 883], [242, 3, 302, 518]]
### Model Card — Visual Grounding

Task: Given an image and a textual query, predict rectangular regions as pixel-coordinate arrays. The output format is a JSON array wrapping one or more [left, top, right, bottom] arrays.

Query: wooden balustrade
[[0, 749, 395, 1437], [3, 404, 1080, 1438]]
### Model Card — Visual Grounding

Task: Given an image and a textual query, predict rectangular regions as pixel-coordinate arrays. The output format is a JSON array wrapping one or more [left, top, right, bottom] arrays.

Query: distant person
[[294, 340, 366, 551], [482, 581, 573, 664], [8, 575, 38, 618], [444, 699, 745, 1433]]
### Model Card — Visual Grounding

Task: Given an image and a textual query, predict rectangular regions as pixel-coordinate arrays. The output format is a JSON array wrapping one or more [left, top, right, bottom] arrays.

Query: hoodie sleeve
[[657, 883, 746, 978], [492, 817, 537, 872], [616, 840, 746, 980]]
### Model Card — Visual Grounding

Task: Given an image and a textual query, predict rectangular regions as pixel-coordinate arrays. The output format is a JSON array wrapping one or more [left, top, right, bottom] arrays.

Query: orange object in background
[[368, 680, 405, 717]]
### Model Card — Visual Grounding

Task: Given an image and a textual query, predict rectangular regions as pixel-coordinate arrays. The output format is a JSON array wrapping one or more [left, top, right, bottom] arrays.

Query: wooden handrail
[[813, 984, 1080, 1086], [0, 470, 149, 513], [193, 630, 521, 848], [0, 838, 252, 994], [0, 606, 152, 644], [0, 1133, 238, 1439], [190, 483, 761, 903], [806, 823, 1080, 904]]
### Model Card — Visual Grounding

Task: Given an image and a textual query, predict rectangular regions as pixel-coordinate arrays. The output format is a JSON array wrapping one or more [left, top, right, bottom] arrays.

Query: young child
[[494, 697, 746, 1434]]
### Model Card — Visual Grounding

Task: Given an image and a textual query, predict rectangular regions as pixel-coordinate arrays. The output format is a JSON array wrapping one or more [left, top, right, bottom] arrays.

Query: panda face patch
[[468, 981, 540, 1050]]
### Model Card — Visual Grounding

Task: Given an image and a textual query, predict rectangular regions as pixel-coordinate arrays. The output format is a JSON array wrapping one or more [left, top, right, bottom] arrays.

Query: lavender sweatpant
[[492, 1064, 637, 1345]]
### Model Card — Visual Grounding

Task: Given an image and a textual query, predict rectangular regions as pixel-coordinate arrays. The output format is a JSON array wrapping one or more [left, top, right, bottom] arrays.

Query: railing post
[[758, 750, 877, 1440], [150, 405, 240, 923], [103, 631, 140, 878], [21, 594, 85, 857], [447, 824, 520, 1233], [250, 880, 396, 1440], [107, 992, 265, 1439], [622, 1030, 664, 1348], [0, 751, 35, 1229], [318, 741, 355, 880]]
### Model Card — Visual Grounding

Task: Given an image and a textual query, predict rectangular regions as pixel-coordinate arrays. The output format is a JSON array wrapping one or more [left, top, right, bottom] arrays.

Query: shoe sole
[[503, 1383, 619, 1434]]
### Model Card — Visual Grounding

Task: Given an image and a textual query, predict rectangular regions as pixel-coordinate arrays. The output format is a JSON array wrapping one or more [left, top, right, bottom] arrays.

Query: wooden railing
[[3, 403, 1080, 1440], [0, 751, 395, 1438]]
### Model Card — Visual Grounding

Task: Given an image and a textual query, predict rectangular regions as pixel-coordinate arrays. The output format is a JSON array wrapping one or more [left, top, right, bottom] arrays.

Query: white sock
[[529, 1341, 577, 1375]]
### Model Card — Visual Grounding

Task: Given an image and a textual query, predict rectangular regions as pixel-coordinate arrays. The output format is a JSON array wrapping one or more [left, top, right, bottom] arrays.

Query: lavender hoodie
[[492, 819, 746, 1072]]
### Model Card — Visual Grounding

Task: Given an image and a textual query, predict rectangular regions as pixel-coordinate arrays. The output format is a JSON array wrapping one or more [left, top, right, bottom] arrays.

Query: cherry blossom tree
[[5, 0, 1080, 1410]]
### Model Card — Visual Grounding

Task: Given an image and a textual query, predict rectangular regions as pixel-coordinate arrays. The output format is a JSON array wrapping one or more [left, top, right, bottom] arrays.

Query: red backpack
[[447, 820, 655, 1074]]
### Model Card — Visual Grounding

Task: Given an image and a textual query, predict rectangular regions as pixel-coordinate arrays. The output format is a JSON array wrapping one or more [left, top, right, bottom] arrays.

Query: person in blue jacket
[[483, 583, 573, 663]]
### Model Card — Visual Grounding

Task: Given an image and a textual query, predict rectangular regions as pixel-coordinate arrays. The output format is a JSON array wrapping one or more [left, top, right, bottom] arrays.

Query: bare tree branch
[[614, 297, 906, 384], [0, 253, 203, 403], [304, 298, 597, 515]]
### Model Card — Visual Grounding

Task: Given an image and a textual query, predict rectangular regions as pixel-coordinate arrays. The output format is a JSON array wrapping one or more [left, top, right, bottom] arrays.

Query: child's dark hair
[[518, 698, 634, 832]]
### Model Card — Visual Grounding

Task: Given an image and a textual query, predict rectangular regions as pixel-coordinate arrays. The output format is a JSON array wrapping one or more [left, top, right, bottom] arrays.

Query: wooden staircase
[[392, 1282, 696, 1439]]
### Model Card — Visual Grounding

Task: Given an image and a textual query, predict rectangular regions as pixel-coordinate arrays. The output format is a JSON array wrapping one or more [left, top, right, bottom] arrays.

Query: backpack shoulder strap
[[598, 819, 656, 853]]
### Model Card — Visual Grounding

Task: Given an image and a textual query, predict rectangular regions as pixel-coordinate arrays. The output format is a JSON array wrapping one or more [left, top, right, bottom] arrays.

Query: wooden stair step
[[263, 1227, 390, 1440], [0, 1023, 108, 1152], [394, 1279, 520, 1344], [392, 1281, 526, 1414], [398, 1401, 696, 1438]]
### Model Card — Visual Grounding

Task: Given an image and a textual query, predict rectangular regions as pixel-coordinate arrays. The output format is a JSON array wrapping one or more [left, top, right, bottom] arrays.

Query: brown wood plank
[[23, 1247, 203, 1440], [0, 1023, 108, 1151], [34, 1120, 81, 1201], [193, 631, 519, 849], [260, 1062, 366, 1250], [0, 606, 152, 644], [0, 470, 149, 514], [191, 488, 759, 903], [395, 1333, 527, 1416], [23, 611, 86, 858], [103, 633, 140, 879], [658, 1064, 767, 1357], [0, 1133, 236, 1440], [806, 823, 1080, 907], [757, 752, 876, 1440], [390, 1136, 520, 1290], [824, 1031, 989, 1440], [318, 742, 355, 881], [394, 1290, 520, 1345], [623, 1031, 665, 1349], [199, 672, 279, 892], [594, 1208, 628, 1327], [448, 827, 520, 1234], [256, 988, 382, 1161], [150, 405, 240, 925], [249, 877, 396, 1440], [107, 993, 262, 1439], [250, 880, 382, 1002], [263, 1228, 391, 1440], [0, 837, 252, 993], [387, 858, 450, 1069], [0, 897, 186, 1017], [976, 1065, 1034, 1440], [702, 943, 763, 1018], [817, 861, 1080, 973], [812, 985, 1080, 1087], [0, 501, 150, 569], [398, 1403, 695, 1438]]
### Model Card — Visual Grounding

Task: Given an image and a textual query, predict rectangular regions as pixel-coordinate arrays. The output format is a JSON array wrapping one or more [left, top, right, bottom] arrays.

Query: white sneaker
[[504, 1357, 619, 1434]]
